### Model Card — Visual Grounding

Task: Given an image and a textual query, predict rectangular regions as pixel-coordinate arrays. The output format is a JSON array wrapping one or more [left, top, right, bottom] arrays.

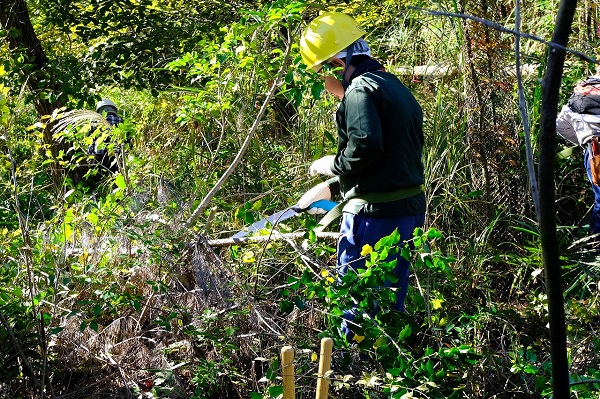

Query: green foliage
[[0, 83, 9, 127], [35, 0, 260, 93], [2, 0, 600, 398], [285, 227, 479, 397]]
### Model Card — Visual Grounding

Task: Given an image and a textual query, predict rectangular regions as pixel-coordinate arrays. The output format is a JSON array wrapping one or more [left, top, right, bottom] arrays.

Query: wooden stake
[[315, 337, 333, 399], [281, 345, 295, 399]]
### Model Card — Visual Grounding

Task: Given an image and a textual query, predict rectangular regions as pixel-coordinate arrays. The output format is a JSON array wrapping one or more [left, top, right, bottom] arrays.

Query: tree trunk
[[538, 0, 578, 397], [0, 0, 76, 187]]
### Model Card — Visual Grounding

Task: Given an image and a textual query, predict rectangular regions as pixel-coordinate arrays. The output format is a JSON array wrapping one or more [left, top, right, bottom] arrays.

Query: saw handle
[[293, 199, 337, 213]]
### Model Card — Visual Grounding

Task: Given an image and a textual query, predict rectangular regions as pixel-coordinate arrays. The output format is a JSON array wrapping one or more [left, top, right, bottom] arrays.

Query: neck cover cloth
[[346, 58, 386, 85], [568, 77, 600, 115], [335, 38, 371, 89]]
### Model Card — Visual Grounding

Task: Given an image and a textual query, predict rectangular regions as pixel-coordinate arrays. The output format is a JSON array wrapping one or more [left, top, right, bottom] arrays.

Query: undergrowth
[[2, 0, 600, 398]]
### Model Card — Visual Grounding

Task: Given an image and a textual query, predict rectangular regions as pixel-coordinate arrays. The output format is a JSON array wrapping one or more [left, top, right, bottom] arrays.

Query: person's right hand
[[297, 182, 332, 213], [309, 155, 335, 176], [305, 203, 329, 215]]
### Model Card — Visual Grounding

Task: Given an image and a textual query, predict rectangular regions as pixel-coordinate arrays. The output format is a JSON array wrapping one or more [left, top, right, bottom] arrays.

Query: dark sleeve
[[326, 177, 340, 197], [331, 87, 383, 175]]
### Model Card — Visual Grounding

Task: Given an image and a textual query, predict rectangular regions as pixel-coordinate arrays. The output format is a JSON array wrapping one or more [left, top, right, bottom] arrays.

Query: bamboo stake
[[281, 346, 295, 399], [315, 337, 333, 399]]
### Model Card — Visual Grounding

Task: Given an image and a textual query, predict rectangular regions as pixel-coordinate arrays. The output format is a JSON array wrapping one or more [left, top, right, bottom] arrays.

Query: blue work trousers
[[337, 211, 425, 339], [584, 148, 600, 235]]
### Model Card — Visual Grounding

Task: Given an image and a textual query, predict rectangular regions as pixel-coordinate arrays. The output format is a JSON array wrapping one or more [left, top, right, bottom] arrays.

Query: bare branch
[[184, 34, 295, 230], [0, 311, 43, 394], [514, 0, 540, 218]]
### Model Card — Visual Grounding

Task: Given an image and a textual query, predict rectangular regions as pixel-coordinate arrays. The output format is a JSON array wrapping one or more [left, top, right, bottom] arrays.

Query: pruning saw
[[232, 199, 337, 239]]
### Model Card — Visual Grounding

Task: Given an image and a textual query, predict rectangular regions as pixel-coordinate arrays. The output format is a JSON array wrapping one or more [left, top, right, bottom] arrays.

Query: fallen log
[[394, 62, 541, 78]]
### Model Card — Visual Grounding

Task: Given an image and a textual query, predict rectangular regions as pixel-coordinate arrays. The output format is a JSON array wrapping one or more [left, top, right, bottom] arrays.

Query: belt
[[314, 185, 424, 232]]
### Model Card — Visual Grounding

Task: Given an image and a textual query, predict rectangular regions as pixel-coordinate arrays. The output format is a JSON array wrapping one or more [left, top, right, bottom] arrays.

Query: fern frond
[[51, 110, 111, 133]]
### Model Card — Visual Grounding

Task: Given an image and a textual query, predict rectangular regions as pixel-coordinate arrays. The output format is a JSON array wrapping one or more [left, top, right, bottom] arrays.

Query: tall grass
[[370, 0, 600, 396]]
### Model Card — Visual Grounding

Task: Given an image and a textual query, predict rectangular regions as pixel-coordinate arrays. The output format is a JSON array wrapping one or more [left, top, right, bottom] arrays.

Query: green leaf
[[251, 200, 263, 211], [524, 365, 538, 374], [398, 324, 412, 340], [279, 300, 294, 314], [293, 296, 306, 310], [556, 145, 578, 160], [425, 360, 434, 376], [426, 228, 443, 240], [387, 368, 402, 377], [375, 229, 400, 251], [115, 174, 127, 189], [311, 81, 324, 99], [49, 327, 64, 335], [324, 130, 336, 145], [267, 385, 283, 397], [288, 276, 301, 290], [93, 305, 102, 316], [86, 211, 99, 226], [401, 245, 411, 261], [245, 212, 255, 224]]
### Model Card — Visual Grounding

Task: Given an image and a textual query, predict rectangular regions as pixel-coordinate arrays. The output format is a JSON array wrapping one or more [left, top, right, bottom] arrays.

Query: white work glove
[[309, 155, 335, 176], [297, 182, 332, 214]]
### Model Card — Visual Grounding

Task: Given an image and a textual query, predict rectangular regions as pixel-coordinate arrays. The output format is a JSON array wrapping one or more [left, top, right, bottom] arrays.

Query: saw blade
[[232, 207, 299, 239]]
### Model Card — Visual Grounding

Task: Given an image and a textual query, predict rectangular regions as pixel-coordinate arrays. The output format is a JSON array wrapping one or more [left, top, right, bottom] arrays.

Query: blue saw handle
[[309, 199, 337, 212], [292, 199, 337, 213]]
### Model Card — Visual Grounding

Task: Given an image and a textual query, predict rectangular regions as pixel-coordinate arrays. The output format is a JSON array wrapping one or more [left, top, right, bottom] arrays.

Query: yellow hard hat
[[300, 12, 366, 71]]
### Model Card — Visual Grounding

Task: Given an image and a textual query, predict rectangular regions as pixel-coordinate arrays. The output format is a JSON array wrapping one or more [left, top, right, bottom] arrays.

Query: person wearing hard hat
[[96, 98, 123, 127], [89, 98, 125, 177], [297, 12, 426, 341]]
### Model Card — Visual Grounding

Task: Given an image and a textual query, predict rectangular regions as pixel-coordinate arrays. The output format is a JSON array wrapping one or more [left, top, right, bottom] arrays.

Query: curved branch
[[184, 36, 294, 230]]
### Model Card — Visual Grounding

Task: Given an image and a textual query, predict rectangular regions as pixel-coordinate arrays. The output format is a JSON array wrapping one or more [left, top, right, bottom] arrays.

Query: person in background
[[556, 74, 600, 238], [297, 12, 426, 342], [90, 98, 125, 177]]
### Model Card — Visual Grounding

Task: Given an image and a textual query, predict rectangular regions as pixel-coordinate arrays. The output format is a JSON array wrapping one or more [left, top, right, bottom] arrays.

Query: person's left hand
[[309, 155, 335, 176], [297, 182, 331, 211]]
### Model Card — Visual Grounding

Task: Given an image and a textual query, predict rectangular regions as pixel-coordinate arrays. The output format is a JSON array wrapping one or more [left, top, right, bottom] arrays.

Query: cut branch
[[208, 231, 340, 248]]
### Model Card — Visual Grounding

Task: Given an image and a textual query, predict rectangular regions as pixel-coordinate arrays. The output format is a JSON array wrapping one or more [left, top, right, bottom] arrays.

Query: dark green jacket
[[327, 70, 426, 217]]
